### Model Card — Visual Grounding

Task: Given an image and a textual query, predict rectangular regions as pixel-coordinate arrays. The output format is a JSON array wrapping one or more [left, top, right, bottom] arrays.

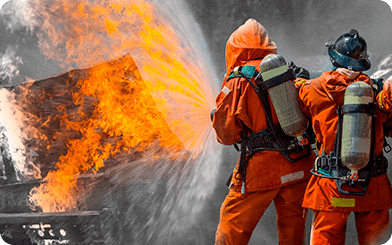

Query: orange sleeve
[[293, 78, 312, 119], [295, 77, 334, 152], [376, 78, 392, 112], [212, 77, 244, 145]]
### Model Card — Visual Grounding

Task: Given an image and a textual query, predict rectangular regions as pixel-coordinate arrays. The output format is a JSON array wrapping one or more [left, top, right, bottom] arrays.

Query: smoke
[[0, 45, 22, 84], [371, 54, 392, 79], [188, 0, 392, 79], [0, 0, 35, 32]]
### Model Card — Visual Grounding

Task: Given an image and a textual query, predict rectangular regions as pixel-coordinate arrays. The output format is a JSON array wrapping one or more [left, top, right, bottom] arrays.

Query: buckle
[[248, 131, 272, 151], [233, 66, 242, 75], [320, 156, 327, 168], [234, 172, 243, 180], [251, 136, 265, 149]]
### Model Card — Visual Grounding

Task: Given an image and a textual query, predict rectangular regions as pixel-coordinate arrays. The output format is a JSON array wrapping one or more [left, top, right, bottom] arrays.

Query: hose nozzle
[[210, 109, 216, 122]]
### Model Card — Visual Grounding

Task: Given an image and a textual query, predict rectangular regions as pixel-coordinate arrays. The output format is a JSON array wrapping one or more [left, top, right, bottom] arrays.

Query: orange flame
[[12, 0, 216, 212]]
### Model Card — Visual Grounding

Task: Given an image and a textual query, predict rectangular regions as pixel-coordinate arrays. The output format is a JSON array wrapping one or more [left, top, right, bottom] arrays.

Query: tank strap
[[257, 68, 296, 90], [341, 103, 375, 115]]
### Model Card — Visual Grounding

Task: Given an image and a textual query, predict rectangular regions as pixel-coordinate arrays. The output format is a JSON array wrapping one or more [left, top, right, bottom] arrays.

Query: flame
[[4, 0, 216, 212], [24, 54, 187, 212]]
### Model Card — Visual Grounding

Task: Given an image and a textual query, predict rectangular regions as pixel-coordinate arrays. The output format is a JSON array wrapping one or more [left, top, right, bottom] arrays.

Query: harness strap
[[226, 66, 258, 81], [235, 127, 249, 182]]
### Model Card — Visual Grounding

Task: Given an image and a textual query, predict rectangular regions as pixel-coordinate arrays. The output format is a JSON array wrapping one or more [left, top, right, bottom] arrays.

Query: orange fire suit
[[212, 18, 316, 245], [295, 69, 392, 245]]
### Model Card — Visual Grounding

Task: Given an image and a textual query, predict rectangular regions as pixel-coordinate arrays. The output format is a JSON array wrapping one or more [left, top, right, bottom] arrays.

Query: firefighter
[[295, 29, 392, 244], [211, 18, 316, 245]]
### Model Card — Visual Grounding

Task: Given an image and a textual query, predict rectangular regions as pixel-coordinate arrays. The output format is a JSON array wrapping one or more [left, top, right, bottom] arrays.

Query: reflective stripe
[[330, 197, 355, 207], [261, 65, 288, 81], [221, 86, 231, 95], [280, 171, 304, 184]]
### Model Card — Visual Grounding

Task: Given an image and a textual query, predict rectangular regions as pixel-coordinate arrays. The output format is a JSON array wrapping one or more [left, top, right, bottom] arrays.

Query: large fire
[[1, 0, 217, 213]]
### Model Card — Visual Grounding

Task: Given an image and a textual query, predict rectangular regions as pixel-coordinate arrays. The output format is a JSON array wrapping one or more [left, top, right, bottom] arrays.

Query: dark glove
[[289, 61, 310, 79], [372, 78, 384, 94]]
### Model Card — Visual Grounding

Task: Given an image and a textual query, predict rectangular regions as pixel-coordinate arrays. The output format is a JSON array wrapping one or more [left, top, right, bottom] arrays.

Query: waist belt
[[315, 154, 388, 178], [246, 127, 311, 162], [246, 128, 279, 152], [313, 153, 388, 196]]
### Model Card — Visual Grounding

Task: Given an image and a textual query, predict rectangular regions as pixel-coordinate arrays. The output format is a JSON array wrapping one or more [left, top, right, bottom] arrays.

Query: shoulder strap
[[226, 66, 276, 136], [226, 66, 258, 82], [372, 78, 384, 96]]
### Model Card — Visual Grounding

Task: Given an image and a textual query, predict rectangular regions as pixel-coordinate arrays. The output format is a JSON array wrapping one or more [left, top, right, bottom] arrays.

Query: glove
[[289, 61, 310, 79]]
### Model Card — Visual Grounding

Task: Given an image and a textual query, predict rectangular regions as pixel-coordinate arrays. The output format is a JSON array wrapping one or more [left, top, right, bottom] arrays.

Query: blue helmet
[[328, 29, 371, 71]]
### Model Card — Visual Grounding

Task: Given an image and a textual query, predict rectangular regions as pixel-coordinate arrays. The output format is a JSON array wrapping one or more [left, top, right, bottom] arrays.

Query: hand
[[289, 61, 310, 79]]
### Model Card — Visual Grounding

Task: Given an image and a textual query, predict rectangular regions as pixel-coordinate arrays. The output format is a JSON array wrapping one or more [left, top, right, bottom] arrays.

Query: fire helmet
[[327, 29, 371, 71]]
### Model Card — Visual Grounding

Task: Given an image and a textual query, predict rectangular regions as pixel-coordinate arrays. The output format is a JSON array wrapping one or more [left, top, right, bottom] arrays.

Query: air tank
[[341, 81, 373, 170], [259, 54, 308, 137]]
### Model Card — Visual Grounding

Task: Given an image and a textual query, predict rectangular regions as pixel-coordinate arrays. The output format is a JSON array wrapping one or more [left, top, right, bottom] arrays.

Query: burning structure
[[0, 0, 221, 244], [0, 54, 196, 244]]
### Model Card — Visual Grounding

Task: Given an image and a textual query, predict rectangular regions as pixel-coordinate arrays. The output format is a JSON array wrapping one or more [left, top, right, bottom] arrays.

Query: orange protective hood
[[225, 19, 277, 75], [316, 70, 372, 105]]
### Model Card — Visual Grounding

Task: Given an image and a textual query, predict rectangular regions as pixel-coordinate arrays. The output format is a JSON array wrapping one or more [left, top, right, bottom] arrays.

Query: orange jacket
[[296, 69, 392, 212], [212, 19, 315, 192], [377, 75, 392, 113]]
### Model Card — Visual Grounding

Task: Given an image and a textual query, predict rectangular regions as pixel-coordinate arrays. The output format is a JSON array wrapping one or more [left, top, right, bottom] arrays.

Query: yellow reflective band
[[315, 140, 319, 152], [378, 91, 384, 108], [295, 80, 307, 86], [261, 65, 288, 81], [331, 197, 355, 207]]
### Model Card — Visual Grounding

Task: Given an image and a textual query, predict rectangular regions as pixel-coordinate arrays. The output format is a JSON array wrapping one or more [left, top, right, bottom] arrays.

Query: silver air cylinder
[[341, 81, 373, 170], [259, 54, 308, 137]]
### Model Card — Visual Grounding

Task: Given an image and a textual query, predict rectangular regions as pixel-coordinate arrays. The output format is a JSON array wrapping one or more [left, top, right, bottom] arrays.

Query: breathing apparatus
[[220, 54, 314, 193], [312, 30, 389, 195]]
